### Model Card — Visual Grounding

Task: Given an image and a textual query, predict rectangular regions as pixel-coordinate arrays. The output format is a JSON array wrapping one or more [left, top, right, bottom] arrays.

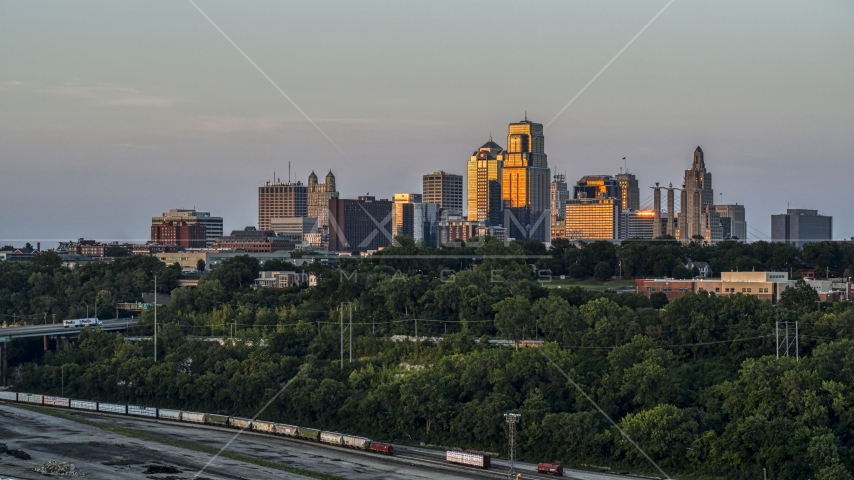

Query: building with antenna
[[715, 204, 747, 241], [501, 116, 551, 241], [258, 177, 307, 231]]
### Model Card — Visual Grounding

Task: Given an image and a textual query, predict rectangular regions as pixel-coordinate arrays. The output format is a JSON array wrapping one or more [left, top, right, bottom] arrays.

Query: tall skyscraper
[[615, 171, 640, 211], [152, 209, 223, 248], [679, 147, 716, 243], [258, 179, 308, 231], [423, 171, 463, 218], [501, 117, 551, 241], [772, 209, 833, 247], [307, 170, 339, 228], [467, 137, 504, 225], [715, 204, 747, 241]]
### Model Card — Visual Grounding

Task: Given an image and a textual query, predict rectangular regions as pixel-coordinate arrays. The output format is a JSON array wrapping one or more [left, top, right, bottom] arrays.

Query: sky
[[1, 0, 852, 246]]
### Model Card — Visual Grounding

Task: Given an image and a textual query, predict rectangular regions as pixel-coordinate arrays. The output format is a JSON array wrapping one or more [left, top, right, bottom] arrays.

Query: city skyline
[[1, 1, 852, 243]]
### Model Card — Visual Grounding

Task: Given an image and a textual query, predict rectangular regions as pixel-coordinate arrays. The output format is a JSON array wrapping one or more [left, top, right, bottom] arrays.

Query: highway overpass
[[0, 317, 139, 385]]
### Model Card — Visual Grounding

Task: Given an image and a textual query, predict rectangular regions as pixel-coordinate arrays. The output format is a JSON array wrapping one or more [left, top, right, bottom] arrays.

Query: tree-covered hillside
[[4, 237, 854, 479]]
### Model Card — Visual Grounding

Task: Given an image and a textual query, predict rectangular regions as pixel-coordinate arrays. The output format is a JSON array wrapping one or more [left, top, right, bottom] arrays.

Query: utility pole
[[504, 413, 521, 479], [154, 275, 157, 362], [776, 321, 799, 360]]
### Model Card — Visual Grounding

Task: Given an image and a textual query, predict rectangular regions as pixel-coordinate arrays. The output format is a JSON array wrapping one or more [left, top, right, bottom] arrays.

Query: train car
[[537, 463, 564, 476], [18, 393, 44, 405], [97, 402, 127, 414], [127, 405, 158, 418], [229, 417, 252, 429], [0, 391, 18, 401], [158, 409, 181, 421], [297, 427, 321, 441], [446, 450, 490, 469], [251, 420, 276, 434], [342, 434, 372, 450], [181, 411, 206, 424], [43, 396, 71, 408], [320, 432, 344, 446], [206, 414, 229, 426], [368, 442, 395, 455], [274, 424, 299, 437], [70, 399, 97, 411]]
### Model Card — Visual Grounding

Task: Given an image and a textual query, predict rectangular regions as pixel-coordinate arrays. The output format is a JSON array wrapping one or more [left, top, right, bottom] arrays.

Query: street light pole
[[83, 301, 89, 319], [504, 413, 521, 479]]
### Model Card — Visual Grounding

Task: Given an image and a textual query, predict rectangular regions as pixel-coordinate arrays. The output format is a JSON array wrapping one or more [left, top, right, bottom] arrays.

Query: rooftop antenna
[[524, 110, 528, 121], [288, 162, 291, 183], [623, 156, 627, 173]]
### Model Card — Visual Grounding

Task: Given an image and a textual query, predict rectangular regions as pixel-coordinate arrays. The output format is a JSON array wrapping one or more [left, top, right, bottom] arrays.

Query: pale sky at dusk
[[1, 0, 852, 245]]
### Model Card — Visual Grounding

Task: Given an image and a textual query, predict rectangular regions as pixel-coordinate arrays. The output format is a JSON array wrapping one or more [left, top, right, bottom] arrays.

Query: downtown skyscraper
[[501, 116, 550, 241], [467, 137, 504, 225]]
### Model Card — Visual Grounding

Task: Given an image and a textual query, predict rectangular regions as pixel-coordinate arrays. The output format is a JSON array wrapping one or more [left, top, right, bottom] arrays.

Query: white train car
[[274, 424, 298, 437], [128, 405, 158, 418], [0, 391, 17, 401], [446, 450, 491, 469], [342, 434, 372, 450], [158, 409, 181, 420], [320, 432, 344, 446], [70, 399, 97, 411], [181, 412, 206, 424], [18, 393, 44, 404], [43, 396, 71, 408], [98, 402, 127, 414]]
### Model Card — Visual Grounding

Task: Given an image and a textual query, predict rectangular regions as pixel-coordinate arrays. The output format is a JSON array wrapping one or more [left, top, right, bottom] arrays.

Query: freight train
[[0, 391, 394, 455], [1, 390, 565, 471]]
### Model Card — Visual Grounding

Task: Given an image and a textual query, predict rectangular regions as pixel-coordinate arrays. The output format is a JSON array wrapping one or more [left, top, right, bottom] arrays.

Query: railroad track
[[3, 401, 636, 480]]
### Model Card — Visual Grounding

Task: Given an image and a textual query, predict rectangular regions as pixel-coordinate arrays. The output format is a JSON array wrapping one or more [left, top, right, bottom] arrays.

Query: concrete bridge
[[0, 317, 139, 385]]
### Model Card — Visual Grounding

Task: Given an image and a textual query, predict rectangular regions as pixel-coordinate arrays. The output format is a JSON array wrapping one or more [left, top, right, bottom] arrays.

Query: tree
[[593, 262, 612, 282], [779, 279, 819, 311], [196, 259, 206, 272], [650, 292, 669, 309], [493, 296, 534, 349], [671, 264, 692, 279]]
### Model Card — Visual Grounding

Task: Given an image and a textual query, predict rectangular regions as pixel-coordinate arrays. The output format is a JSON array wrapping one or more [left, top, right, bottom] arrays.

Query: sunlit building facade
[[573, 175, 622, 200], [467, 137, 504, 225], [564, 198, 620, 240], [501, 117, 550, 241]]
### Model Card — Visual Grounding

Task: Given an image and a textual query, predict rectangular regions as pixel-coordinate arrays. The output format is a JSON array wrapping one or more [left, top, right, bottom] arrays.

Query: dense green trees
[[4, 240, 854, 479]]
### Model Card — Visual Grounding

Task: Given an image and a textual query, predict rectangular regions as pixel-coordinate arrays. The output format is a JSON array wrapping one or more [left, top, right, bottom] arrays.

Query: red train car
[[537, 462, 564, 476], [368, 442, 395, 455]]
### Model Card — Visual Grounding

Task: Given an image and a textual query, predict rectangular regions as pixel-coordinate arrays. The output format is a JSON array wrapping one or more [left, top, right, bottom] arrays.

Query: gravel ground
[[0, 402, 651, 480]]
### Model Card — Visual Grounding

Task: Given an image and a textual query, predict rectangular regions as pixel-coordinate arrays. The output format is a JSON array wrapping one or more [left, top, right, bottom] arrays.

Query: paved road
[[0, 318, 139, 341], [0, 402, 651, 480]]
